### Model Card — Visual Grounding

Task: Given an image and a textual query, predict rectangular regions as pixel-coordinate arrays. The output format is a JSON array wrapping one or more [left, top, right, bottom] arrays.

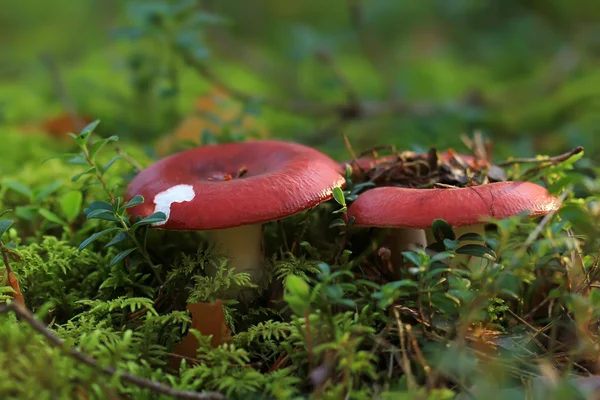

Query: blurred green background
[[3, 0, 600, 162]]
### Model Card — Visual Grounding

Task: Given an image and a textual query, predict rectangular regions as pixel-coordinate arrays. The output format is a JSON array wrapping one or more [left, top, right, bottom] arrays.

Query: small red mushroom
[[125, 140, 345, 300], [347, 181, 561, 272]]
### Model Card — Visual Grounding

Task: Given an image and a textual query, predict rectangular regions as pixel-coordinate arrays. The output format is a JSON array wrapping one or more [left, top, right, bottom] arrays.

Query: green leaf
[[81, 119, 100, 135], [443, 239, 460, 250], [386, 280, 419, 290], [0, 220, 13, 237], [42, 153, 80, 164], [350, 181, 376, 194], [431, 219, 455, 242], [285, 275, 310, 299], [71, 167, 96, 182], [88, 135, 119, 159], [75, 120, 100, 146], [458, 233, 484, 242], [86, 209, 115, 220], [332, 186, 346, 206], [328, 218, 346, 229], [84, 201, 113, 214], [423, 267, 452, 281], [347, 215, 355, 228], [402, 251, 425, 266], [2, 181, 33, 200], [455, 244, 496, 260], [285, 296, 309, 316], [122, 195, 144, 210], [78, 227, 120, 251], [318, 262, 330, 276], [15, 205, 39, 221], [132, 212, 166, 227], [59, 191, 83, 222], [38, 208, 68, 227], [102, 155, 122, 173], [104, 232, 129, 249], [430, 251, 455, 263], [35, 181, 63, 201], [590, 288, 600, 307], [110, 248, 137, 266], [67, 154, 89, 166]]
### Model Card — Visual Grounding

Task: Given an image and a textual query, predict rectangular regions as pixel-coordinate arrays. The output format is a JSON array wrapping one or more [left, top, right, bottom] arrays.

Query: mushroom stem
[[208, 223, 264, 300], [384, 228, 427, 280], [425, 224, 487, 268]]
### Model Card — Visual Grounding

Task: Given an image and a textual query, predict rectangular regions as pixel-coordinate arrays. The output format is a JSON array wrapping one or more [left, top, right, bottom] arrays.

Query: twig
[[177, 49, 337, 117], [405, 324, 436, 389], [505, 309, 550, 351], [315, 49, 360, 105], [40, 52, 86, 131], [0, 240, 25, 305], [566, 228, 589, 295], [0, 302, 225, 400], [177, 47, 437, 122], [115, 146, 143, 174], [392, 309, 417, 391], [341, 132, 359, 165], [498, 146, 583, 167], [511, 186, 572, 264]]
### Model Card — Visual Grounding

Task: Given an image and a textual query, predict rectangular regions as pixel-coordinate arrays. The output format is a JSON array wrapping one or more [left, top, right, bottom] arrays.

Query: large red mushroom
[[125, 140, 345, 299]]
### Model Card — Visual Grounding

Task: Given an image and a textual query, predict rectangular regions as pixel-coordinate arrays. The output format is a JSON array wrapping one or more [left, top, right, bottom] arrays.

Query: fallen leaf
[[1, 245, 25, 306], [173, 299, 232, 362], [6, 271, 24, 306], [41, 113, 92, 138]]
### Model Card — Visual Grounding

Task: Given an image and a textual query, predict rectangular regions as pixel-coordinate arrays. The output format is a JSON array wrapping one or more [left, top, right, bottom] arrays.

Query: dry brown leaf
[[1, 244, 25, 306], [41, 113, 92, 138], [6, 271, 24, 306], [173, 299, 232, 361]]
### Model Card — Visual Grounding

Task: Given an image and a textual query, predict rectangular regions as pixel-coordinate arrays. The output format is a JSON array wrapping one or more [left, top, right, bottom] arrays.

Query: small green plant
[[52, 121, 167, 279]]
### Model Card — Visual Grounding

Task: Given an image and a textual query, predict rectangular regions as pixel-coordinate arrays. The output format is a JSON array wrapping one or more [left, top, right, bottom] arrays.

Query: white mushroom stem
[[208, 223, 264, 300], [425, 224, 487, 269], [383, 228, 428, 279]]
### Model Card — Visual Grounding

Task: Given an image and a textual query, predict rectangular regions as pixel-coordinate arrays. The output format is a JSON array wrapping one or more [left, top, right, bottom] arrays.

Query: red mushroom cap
[[347, 181, 560, 228], [125, 140, 345, 230]]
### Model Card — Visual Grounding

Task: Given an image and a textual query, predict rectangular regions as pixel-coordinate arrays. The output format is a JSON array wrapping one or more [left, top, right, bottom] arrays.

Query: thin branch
[[0, 302, 225, 400], [178, 49, 337, 117], [177, 47, 437, 122], [511, 186, 572, 266], [498, 146, 583, 166], [0, 240, 25, 305], [314, 49, 360, 105], [341, 132, 359, 164], [115, 146, 143, 174], [40, 52, 86, 131]]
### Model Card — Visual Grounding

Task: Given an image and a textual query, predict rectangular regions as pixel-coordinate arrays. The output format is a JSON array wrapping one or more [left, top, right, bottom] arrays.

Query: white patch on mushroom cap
[[152, 184, 195, 226]]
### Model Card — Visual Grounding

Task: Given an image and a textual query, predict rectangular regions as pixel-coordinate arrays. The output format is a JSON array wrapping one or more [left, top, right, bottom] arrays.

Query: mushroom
[[125, 140, 345, 300], [339, 151, 498, 274], [347, 181, 560, 276]]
